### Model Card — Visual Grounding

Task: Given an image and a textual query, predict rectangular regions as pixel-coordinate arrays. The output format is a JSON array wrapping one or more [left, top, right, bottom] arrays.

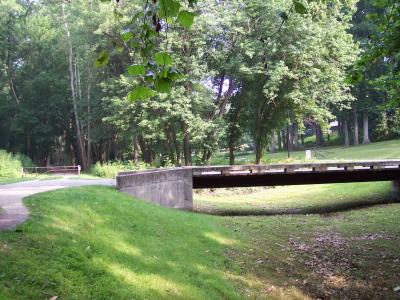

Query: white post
[[78, 165, 81, 177], [305, 150, 312, 160]]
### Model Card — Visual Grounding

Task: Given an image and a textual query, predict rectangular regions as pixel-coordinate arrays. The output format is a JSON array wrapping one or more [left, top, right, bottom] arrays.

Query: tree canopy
[[0, 0, 398, 168]]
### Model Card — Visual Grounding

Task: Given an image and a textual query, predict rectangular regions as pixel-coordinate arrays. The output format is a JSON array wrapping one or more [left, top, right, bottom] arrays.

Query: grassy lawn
[[212, 139, 400, 165], [0, 186, 399, 299], [194, 181, 394, 215]]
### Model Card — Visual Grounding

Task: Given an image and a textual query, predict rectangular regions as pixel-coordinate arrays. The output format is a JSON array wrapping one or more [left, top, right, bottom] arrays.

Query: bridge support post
[[392, 180, 400, 201]]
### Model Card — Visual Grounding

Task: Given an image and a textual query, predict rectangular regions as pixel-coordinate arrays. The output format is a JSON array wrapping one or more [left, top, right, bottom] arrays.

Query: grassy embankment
[[0, 186, 399, 299]]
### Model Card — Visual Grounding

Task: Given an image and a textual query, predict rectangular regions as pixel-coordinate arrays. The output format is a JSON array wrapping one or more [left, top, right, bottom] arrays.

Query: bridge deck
[[192, 160, 400, 189]]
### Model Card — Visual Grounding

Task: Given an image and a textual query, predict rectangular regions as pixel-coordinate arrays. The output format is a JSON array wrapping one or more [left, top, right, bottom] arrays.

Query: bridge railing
[[192, 160, 400, 176]]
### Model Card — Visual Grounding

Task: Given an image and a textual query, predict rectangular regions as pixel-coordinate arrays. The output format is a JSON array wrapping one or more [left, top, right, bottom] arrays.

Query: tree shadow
[[0, 186, 398, 299]]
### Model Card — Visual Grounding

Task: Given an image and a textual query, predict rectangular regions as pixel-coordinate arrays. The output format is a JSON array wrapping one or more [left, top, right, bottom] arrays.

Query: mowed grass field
[[1, 139, 399, 299], [0, 186, 399, 299], [194, 181, 394, 215], [212, 139, 400, 165]]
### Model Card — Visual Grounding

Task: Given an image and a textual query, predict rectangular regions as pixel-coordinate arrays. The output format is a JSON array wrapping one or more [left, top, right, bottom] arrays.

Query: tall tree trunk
[[138, 135, 152, 164], [270, 130, 276, 153], [353, 108, 359, 145], [255, 142, 263, 165], [362, 110, 370, 144], [282, 129, 287, 150], [86, 70, 92, 167], [286, 125, 292, 158], [292, 124, 299, 149], [61, 2, 87, 169], [315, 124, 324, 145], [229, 146, 235, 165], [133, 136, 139, 163], [278, 130, 282, 150], [343, 119, 350, 147], [171, 126, 181, 165], [182, 122, 191, 166], [164, 126, 175, 164], [287, 125, 293, 152], [255, 105, 264, 164]]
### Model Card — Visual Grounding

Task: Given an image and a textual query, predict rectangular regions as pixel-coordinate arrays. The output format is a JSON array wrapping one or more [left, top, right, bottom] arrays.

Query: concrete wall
[[116, 168, 193, 210]]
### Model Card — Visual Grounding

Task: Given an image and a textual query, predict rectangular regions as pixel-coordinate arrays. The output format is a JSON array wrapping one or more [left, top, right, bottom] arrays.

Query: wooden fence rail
[[21, 165, 81, 177]]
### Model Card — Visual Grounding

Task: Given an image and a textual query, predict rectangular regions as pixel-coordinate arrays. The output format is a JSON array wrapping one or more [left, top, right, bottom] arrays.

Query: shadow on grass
[[194, 197, 399, 216], [0, 186, 399, 299], [0, 186, 254, 299]]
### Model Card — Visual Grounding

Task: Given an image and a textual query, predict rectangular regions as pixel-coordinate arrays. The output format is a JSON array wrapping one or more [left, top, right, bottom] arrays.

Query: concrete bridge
[[117, 160, 400, 210]]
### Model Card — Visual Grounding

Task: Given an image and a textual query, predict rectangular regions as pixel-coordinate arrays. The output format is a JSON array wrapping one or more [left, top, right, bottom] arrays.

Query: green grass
[[194, 181, 394, 215], [0, 187, 244, 300], [0, 186, 399, 299], [212, 139, 400, 165]]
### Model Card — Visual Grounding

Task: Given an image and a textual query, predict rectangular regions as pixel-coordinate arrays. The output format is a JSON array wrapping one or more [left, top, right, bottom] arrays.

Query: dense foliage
[[0, 150, 32, 178], [0, 0, 398, 168]]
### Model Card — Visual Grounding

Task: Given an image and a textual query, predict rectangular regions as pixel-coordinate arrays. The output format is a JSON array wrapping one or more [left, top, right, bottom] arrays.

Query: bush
[[0, 150, 33, 179], [90, 161, 150, 179]]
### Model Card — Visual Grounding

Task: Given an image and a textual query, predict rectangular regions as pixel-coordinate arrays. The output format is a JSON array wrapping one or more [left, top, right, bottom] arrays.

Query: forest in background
[[1, 0, 399, 169]]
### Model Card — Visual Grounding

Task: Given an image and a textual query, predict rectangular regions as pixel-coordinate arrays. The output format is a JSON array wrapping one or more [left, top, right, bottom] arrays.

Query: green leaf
[[141, 24, 158, 38], [373, 0, 388, 8], [121, 32, 133, 42], [154, 52, 173, 67], [128, 86, 156, 101], [159, 0, 181, 18], [160, 67, 169, 78], [154, 78, 172, 93], [127, 65, 145, 76], [293, 1, 307, 14], [130, 12, 144, 23], [366, 13, 379, 22], [95, 51, 109, 67], [145, 74, 155, 83], [167, 68, 184, 80], [177, 10, 196, 29], [130, 41, 140, 49]]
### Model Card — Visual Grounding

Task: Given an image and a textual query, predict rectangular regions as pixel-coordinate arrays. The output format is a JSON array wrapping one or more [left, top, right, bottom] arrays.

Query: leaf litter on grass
[[288, 230, 400, 298]]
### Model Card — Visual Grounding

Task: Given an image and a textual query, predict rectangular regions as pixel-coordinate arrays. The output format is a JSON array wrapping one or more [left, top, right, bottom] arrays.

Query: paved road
[[0, 178, 115, 230]]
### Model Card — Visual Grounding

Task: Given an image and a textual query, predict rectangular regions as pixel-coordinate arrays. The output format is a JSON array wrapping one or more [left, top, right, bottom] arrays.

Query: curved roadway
[[0, 178, 115, 230]]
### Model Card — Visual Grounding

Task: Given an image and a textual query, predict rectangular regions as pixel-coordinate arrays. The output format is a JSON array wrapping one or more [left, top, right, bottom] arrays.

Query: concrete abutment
[[117, 168, 193, 210]]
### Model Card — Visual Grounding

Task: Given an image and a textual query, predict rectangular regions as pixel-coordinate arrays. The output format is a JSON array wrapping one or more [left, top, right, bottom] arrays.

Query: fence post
[[78, 165, 81, 177], [21, 168, 24, 178]]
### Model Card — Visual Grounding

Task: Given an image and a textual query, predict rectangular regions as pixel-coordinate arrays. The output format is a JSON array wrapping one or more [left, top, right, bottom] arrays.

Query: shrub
[[0, 150, 33, 179], [90, 161, 150, 179]]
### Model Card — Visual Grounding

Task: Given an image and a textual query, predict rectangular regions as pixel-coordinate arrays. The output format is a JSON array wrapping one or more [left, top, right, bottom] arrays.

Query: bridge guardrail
[[192, 160, 400, 176]]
